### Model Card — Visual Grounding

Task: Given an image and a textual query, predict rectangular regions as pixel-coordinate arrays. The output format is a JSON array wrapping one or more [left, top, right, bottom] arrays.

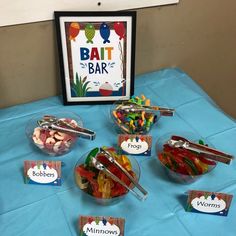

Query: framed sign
[[55, 11, 136, 105]]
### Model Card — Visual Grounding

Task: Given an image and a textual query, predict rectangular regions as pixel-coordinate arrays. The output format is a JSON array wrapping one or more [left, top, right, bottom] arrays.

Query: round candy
[[32, 117, 77, 155]]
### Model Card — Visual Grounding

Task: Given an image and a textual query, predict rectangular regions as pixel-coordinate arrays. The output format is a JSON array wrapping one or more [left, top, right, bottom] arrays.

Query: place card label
[[24, 160, 61, 186], [79, 216, 125, 236], [186, 190, 233, 216], [118, 134, 152, 156]]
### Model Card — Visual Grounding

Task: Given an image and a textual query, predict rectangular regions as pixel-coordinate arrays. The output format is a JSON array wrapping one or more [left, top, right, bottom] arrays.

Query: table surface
[[0, 68, 235, 236]]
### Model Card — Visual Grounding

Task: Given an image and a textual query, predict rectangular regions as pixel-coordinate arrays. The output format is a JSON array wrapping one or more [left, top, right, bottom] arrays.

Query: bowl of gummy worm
[[74, 146, 141, 205], [157, 135, 218, 184], [111, 95, 160, 134]]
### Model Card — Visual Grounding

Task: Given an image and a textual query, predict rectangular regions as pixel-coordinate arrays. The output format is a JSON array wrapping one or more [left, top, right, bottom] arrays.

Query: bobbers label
[[79, 216, 125, 236], [24, 160, 61, 186], [118, 134, 152, 156], [186, 190, 233, 216]]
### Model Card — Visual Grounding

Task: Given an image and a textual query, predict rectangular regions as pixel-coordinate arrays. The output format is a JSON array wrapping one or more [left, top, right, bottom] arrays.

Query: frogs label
[[118, 134, 152, 156]]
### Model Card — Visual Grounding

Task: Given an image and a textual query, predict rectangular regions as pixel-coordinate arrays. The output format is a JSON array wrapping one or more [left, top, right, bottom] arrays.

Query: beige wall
[[0, 0, 236, 118]]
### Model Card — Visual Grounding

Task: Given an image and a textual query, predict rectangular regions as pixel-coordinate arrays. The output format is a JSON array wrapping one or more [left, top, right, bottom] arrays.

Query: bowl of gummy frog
[[74, 146, 142, 205], [156, 133, 217, 184], [26, 111, 94, 156], [110, 95, 166, 135]]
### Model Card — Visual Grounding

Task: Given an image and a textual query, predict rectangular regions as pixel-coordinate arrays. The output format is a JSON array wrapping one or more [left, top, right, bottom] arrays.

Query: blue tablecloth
[[0, 68, 235, 236]]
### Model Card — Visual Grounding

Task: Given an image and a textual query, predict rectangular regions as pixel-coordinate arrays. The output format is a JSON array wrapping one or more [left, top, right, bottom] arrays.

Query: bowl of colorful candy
[[74, 146, 141, 205], [156, 133, 217, 184], [110, 95, 161, 134], [26, 111, 82, 156]]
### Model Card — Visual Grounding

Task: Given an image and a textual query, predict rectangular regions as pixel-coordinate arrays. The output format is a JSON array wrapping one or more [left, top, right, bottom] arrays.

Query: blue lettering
[[88, 62, 108, 74], [101, 62, 108, 74], [80, 48, 90, 60], [88, 63, 94, 74]]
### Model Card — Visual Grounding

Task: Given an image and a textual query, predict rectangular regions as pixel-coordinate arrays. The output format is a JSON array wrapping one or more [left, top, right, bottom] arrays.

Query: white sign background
[[27, 165, 58, 184], [191, 196, 226, 213], [59, 16, 133, 102], [121, 138, 149, 154], [83, 221, 120, 236]]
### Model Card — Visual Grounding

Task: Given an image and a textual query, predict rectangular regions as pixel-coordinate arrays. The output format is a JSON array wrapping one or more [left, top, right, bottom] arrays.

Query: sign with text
[[186, 190, 233, 216], [118, 134, 152, 156], [55, 11, 136, 104], [24, 160, 61, 186], [79, 216, 125, 236]]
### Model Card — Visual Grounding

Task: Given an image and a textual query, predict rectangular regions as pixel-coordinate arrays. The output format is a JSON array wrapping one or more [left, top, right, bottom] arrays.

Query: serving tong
[[86, 147, 148, 201], [37, 115, 96, 140], [116, 101, 175, 116], [167, 135, 234, 165]]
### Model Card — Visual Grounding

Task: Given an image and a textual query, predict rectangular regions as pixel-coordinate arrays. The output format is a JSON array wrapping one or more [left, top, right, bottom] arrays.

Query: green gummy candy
[[198, 140, 204, 145], [85, 147, 99, 165]]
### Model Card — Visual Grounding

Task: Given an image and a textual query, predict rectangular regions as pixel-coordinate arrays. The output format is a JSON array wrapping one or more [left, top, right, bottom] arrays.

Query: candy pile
[[75, 147, 136, 199], [158, 142, 216, 182], [32, 118, 77, 155], [112, 95, 158, 134]]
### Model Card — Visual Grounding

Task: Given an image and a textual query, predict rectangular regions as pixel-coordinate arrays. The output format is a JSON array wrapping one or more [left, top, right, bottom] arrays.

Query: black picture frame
[[54, 11, 136, 105]]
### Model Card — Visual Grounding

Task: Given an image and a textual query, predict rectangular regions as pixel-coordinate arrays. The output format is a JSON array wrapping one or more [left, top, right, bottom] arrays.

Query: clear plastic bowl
[[156, 132, 217, 184], [159, 159, 216, 184], [25, 111, 82, 156], [110, 97, 160, 134], [74, 147, 141, 205]]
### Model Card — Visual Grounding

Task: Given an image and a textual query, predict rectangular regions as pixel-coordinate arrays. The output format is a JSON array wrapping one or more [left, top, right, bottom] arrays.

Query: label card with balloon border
[[55, 11, 136, 105], [24, 160, 62, 186], [186, 190, 233, 216], [79, 215, 125, 236], [118, 134, 152, 156]]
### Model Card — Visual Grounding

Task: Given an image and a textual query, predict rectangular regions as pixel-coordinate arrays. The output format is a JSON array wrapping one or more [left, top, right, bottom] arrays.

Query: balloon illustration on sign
[[114, 22, 125, 40], [31, 162, 36, 168], [113, 22, 126, 95], [102, 218, 107, 226], [43, 162, 47, 170], [69, 22, 80, 41], [100, 23, 110, 44], [85, 23, 95, 43], [95, 217, 100, 225]]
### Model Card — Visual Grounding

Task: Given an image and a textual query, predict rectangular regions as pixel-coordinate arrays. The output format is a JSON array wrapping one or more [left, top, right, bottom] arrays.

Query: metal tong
[[88, 147, 148, 201], [116, 101, 175, 116], [37, 115, 96, 140], [167, 135, 234, 165]]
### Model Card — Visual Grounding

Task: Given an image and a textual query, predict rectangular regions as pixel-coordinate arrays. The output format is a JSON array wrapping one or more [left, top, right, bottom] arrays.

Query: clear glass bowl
[[110, 96, 160, 134], [25, 111, 82, 156], [74, 147, 141, 205], [156, 132, 217, 184]]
